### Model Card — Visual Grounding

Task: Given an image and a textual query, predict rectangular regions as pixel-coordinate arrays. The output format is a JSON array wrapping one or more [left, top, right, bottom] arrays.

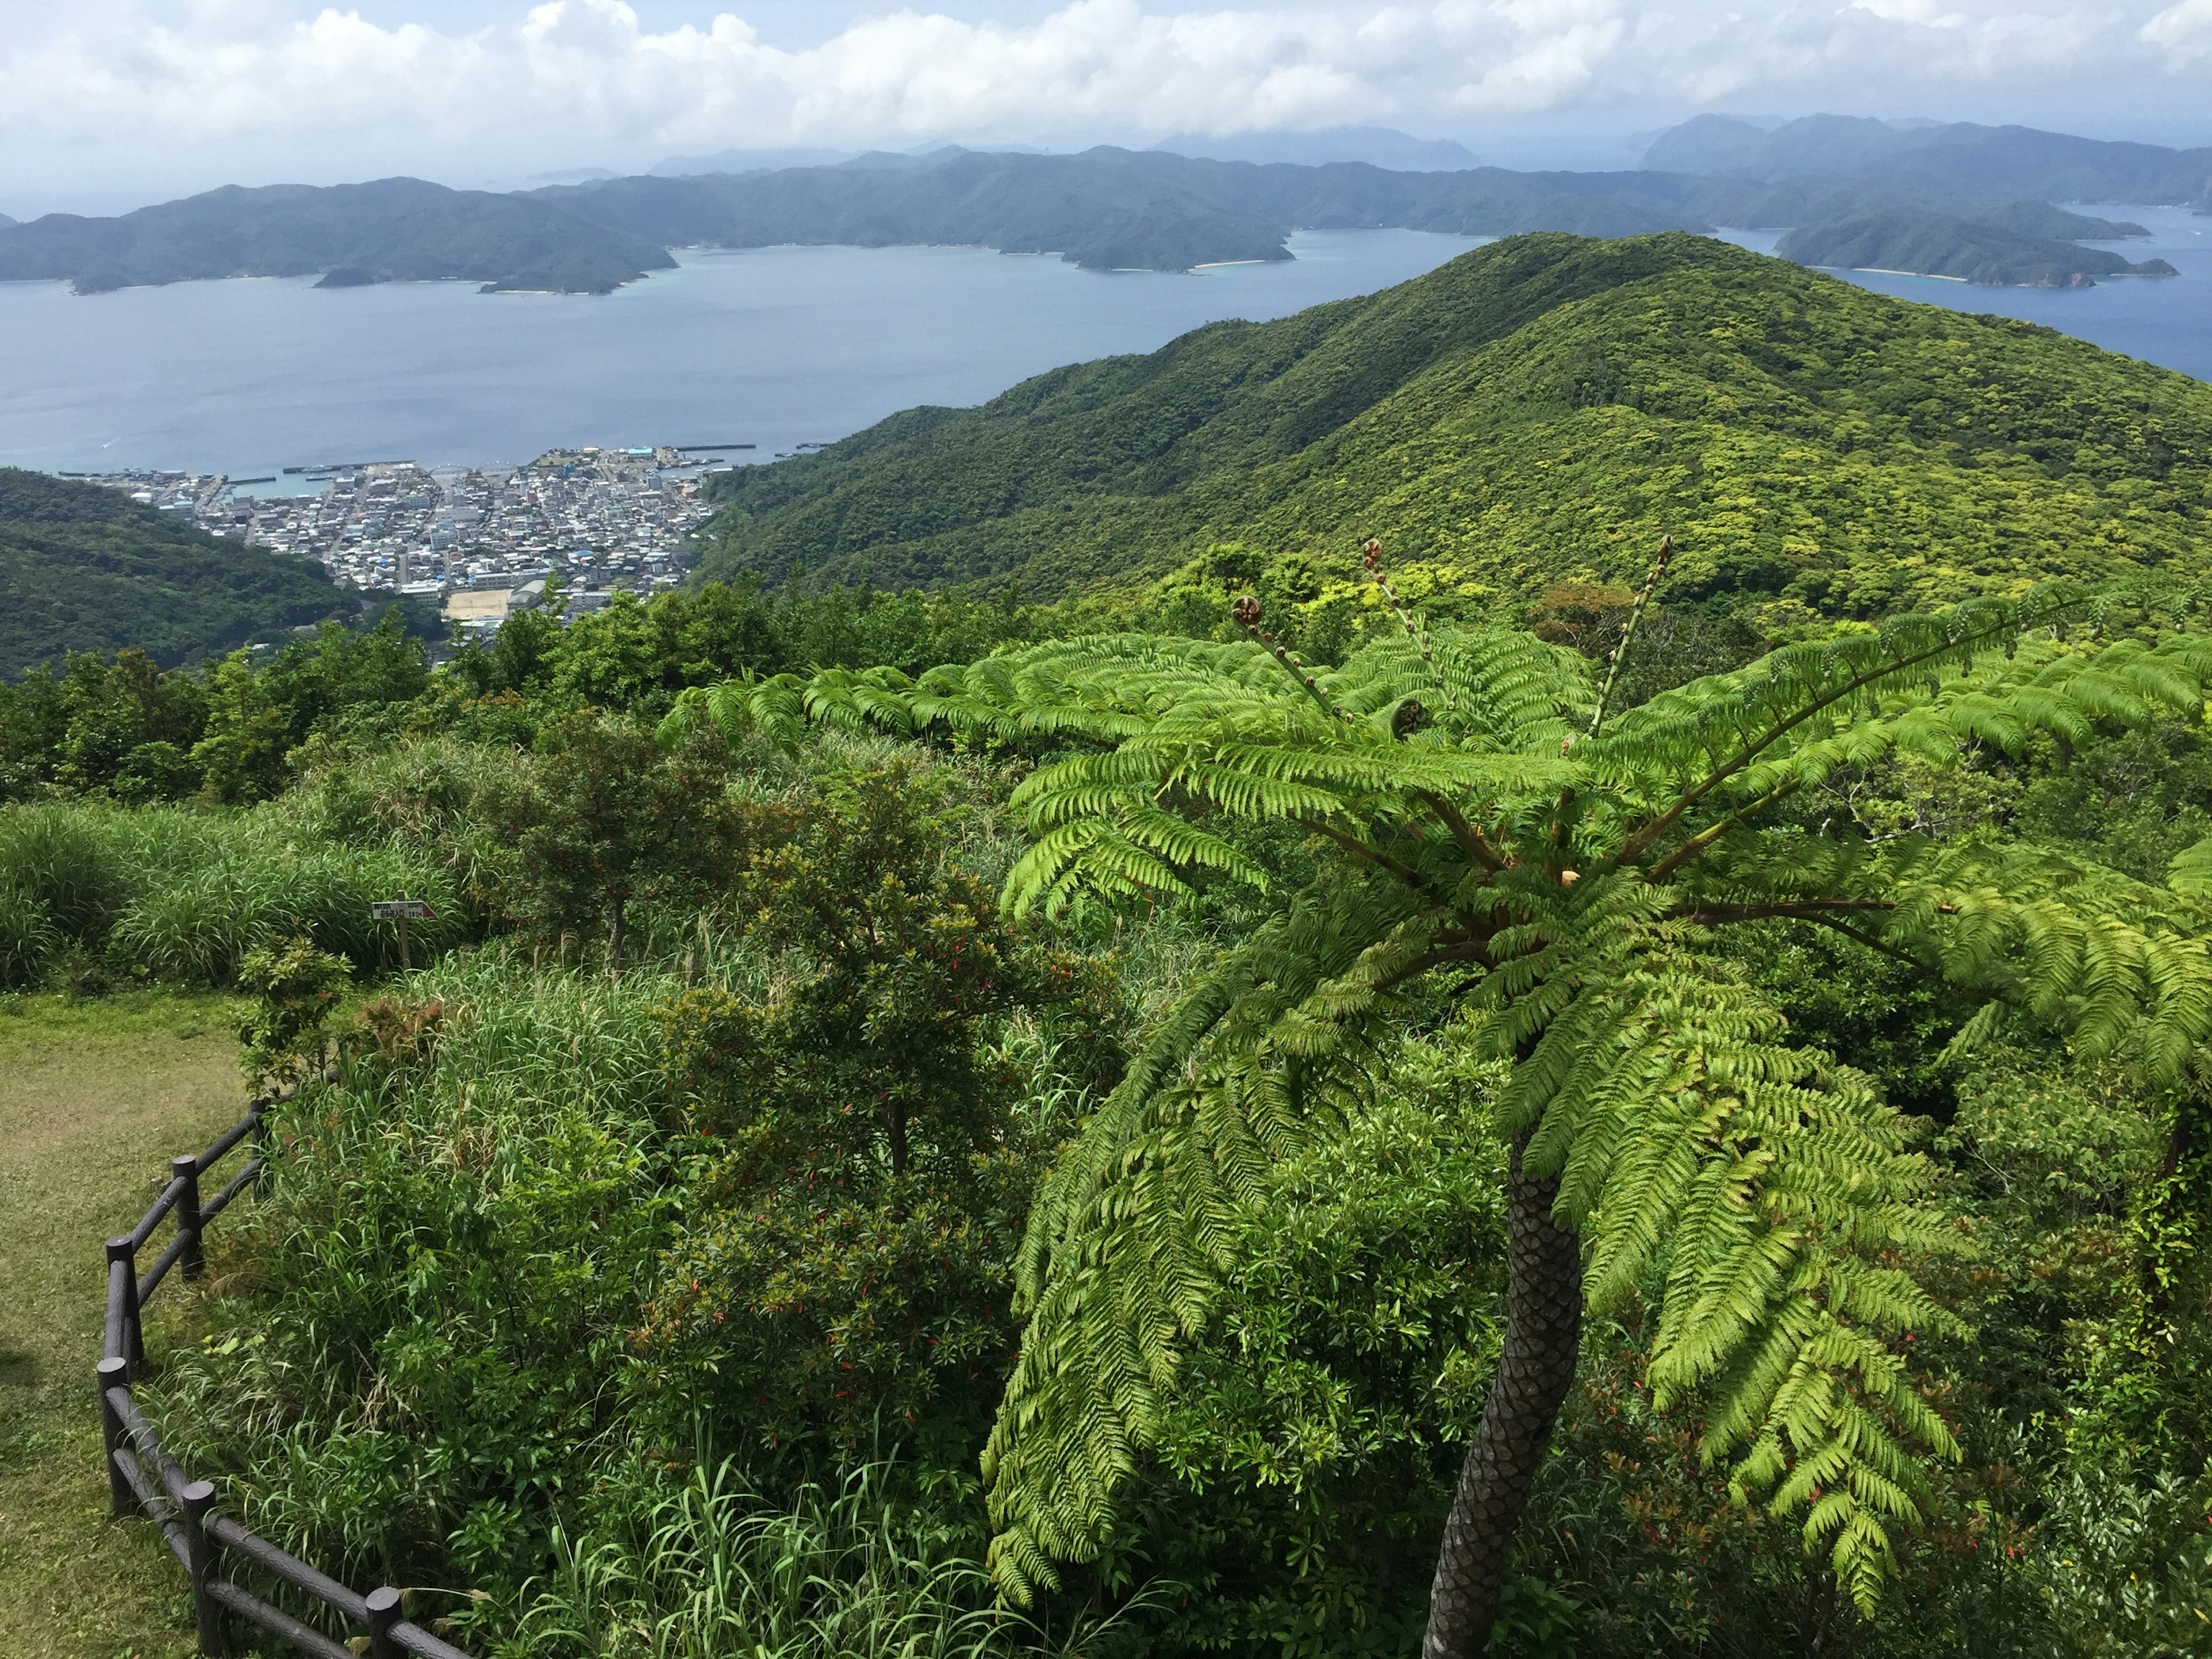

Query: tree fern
[[674, 569, 2212, 1655]]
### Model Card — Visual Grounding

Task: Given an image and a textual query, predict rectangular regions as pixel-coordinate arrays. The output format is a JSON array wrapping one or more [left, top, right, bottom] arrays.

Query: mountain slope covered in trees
[[0, 469, 376, 673], [693, 232, 2212, 611]]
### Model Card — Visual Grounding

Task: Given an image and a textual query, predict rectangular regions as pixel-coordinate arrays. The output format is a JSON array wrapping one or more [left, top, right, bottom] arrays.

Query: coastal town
[[64, 444, 739, 634]]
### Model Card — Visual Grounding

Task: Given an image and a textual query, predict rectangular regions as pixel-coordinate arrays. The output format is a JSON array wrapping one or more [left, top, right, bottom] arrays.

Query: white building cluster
[[68, 445, 724, 634]]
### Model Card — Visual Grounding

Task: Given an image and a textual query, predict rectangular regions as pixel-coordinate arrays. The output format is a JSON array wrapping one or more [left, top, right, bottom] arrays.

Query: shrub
[[639, 764, 1094, 1452], [238, 935, 353, 1088], [492, 714, 745, 975]]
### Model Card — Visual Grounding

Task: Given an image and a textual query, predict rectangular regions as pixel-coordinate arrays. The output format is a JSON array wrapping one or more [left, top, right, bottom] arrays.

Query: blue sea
[[0, 231, 1490, 477], [0, 211, 2205, 479]]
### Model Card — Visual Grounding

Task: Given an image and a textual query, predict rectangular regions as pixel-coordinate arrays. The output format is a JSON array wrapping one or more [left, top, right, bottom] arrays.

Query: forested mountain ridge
[[694, 231, 2212, 612], [529, 146, 1711, 270], [537, 146, 2154, 274], [0, 468, 382, 673]]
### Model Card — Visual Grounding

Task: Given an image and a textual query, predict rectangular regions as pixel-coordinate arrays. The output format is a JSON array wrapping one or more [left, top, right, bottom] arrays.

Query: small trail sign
[[370, 895, 436, 969]]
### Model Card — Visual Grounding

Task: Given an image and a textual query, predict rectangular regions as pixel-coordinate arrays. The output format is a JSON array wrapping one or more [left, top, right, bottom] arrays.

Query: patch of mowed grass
[[0, 987, 249, 1659]]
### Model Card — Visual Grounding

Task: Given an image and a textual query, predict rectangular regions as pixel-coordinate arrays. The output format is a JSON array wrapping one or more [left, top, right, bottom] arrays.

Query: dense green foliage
[[1, 608, 430, 802], [14, 234, 2212, 1659], [710, 582, 2212, 1637], [0, 578, 1031, 808], [0, 467, 395, 676], [0, 177, 674, 294], [0, 799, 461, 990], [7, 569, 2212, 1653], [695, 234, 2212, 609], [1778, 209, 2173, 287]]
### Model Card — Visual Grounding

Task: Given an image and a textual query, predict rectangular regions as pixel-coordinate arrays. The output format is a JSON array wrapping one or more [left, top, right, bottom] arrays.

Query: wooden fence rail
[[98, 1077, 477, 1659]]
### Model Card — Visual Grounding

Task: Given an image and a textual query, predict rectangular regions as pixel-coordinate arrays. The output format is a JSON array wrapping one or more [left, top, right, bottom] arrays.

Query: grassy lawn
[[0, 991, 251, 1659]]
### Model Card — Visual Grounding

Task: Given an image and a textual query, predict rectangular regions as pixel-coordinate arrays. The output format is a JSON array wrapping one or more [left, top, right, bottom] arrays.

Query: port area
[[58, 442, 756, 635]]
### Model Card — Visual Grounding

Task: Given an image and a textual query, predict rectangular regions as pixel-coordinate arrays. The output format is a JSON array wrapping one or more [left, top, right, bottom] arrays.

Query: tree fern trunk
[[1422, 1134, 1582, 1659]]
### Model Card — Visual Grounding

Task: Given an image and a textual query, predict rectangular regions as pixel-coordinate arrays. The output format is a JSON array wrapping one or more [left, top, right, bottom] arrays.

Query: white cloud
[[0, 0, 2206, 200], [2143, 0, 2212, 58]]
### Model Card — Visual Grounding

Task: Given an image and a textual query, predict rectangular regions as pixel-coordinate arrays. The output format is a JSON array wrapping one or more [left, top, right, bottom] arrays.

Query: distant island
[[0, 124, 2189, 294], [1779, 208, 2178, 287], [0, 177, 674, 296]]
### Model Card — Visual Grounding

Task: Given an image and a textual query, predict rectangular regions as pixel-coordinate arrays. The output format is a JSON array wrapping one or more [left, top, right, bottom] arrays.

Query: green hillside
[[694, 232, 2212, 616], [0, 469, 369, 675]]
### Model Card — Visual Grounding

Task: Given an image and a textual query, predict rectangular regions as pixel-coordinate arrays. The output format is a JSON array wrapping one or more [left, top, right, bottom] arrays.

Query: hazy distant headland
[[1643, 113, 2212, 204], [0, 118, 2204, 296]]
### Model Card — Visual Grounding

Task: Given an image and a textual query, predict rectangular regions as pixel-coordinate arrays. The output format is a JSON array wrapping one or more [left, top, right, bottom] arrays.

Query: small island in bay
[[1778, 207, 2179, 286]]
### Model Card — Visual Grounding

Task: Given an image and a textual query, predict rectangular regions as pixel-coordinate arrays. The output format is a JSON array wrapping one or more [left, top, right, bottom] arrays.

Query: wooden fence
[[98, 1077, 476, 1659]]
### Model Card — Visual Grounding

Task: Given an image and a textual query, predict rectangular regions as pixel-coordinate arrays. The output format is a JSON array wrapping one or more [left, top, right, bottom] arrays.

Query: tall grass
[[506, 1457, 1103, 1659], [0, 801, 463, 984]]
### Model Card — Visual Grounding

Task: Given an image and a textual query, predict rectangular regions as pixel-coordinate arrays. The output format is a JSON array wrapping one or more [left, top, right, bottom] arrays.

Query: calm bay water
[[2, 213, 2205, 481], [0, 230, 1488, 476]]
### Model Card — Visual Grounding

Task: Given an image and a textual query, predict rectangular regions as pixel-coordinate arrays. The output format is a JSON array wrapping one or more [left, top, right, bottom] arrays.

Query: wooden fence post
[[174, 1154, 206, 1281], [181, 1479, 228, 1657], [365, 1585, 403, 1659], [96, 1356, 132, 1518], [106, 1235, 143, 1370], [249, 1103, 271, 1196]]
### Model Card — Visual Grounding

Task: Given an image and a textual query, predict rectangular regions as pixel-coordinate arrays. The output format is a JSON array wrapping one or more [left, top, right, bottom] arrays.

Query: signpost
[[369, 894, 435, 970]]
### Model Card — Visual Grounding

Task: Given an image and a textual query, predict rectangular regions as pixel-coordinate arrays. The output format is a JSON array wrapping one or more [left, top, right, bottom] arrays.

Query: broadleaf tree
[[666, 556, 2212, 1657]]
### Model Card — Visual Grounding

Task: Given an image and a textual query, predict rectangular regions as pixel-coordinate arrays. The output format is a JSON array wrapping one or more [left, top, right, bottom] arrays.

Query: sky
[[5, 0, 2212, 216]]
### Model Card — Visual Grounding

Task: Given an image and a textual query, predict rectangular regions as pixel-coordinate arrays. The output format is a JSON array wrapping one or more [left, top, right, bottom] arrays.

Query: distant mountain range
[[649, 147, 862, 177], [644, 129, 1481, 179], [0, 122, 2196, 297], [523, 146, 2183, 283], [1149, 128, 1480, 171], [1643, 114, 2212, 206]]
